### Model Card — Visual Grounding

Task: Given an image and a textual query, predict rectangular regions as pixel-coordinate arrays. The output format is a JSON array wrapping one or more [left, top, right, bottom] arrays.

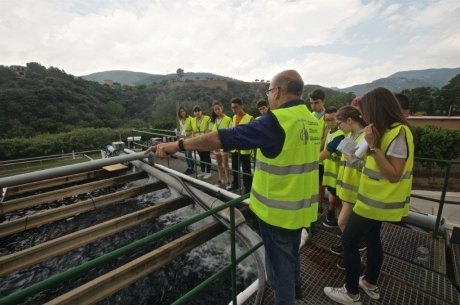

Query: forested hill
[[0, 62, 358, 138], [1, 62, 458, 139], [81, 70, 235, 85]]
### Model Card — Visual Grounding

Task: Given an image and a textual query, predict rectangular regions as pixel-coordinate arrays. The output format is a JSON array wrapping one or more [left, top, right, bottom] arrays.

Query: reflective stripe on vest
[[356, 194, 410, 209], [363, 168, 413, 181], [353, 124, 414, 222], [336, 131, 365, 204], [251, 188, 318, 210], [249, 104, 320, 230], [255, 160, 319, 175], [322, 128, 344, 188]]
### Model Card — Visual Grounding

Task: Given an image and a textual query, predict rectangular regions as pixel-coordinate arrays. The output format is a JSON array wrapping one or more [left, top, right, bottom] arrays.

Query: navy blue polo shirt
[[218, 99, 307, 158]]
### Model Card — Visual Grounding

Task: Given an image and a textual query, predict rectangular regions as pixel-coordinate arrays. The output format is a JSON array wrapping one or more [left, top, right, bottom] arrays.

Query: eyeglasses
[[266, 87, 277, 96], [231, 105, 239, 109]]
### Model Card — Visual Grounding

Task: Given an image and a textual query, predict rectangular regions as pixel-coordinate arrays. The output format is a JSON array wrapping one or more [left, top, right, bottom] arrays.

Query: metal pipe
[[127, 150, 266, 305], [0, 152, 146, 187]]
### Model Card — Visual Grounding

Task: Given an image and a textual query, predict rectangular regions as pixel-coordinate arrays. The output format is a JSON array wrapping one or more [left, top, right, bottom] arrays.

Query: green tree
[[176, 68, 184, 80]]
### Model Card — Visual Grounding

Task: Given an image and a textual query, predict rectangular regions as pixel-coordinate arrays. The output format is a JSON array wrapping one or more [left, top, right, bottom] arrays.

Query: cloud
[[0, 0, 458, 87]]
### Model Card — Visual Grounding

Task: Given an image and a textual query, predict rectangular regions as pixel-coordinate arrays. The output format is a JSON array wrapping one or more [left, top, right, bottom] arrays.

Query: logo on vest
[[298, 120, 309, 144]]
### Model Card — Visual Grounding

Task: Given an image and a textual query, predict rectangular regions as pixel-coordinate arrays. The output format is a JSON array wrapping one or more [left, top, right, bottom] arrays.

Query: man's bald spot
[[272, 69, 304, 97]]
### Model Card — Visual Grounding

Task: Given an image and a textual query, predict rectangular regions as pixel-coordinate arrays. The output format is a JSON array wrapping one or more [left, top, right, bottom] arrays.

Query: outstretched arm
[[144, 131, 222, 159]]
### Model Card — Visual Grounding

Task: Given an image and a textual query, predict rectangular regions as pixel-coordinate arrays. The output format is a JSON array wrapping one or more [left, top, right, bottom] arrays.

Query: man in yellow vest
[[228, 97, 254, 193], [309, 89, 327, 212], [146, 70, 320, 305], [320, 106, 345, 228]]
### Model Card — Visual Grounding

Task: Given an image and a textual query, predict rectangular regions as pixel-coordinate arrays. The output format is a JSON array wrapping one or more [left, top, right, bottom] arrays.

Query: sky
[[1, 0, 459, 88]]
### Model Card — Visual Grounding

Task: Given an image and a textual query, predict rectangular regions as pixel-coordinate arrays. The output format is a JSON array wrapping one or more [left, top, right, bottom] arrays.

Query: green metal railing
[[0, 193, 263, 305], [413, 157, 460, 238]]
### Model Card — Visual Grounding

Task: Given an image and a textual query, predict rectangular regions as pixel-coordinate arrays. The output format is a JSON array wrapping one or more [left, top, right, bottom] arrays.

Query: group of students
[[176, 98, 270, 193], [154, 70, 414, 305], [310, 89, 414, 305]]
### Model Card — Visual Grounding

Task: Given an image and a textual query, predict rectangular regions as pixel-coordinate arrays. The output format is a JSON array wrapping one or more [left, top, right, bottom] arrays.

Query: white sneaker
[[324, 285, 362, 305], [197, 172, 205, 178], [203, 172, 212, 179], [359, 276, 380, 300]]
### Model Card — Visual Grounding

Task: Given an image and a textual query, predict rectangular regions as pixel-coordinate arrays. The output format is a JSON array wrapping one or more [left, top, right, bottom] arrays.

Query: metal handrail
[[0, 193, 258, 305], [413, 157, 459, 238]]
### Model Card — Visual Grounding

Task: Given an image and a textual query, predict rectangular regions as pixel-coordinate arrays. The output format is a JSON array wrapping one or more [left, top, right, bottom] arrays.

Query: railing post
[[230, 205, 237, 305], [432, 160, 452, 239]]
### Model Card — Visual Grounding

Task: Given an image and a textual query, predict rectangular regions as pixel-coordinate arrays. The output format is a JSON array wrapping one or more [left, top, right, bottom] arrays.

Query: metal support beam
[[0, 182, 164, 238], [3, 169, 107, 198], [0, 152, 147, 188], [0, 172, 146, 215], [0, 196, 190, 276], [45, 221, 225, 305]]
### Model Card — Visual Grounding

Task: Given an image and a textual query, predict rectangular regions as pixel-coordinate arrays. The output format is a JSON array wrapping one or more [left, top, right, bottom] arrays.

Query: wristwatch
[[178, 138, 186, 152]]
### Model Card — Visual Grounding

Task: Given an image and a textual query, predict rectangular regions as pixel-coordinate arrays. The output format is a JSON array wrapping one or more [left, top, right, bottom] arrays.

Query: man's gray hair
[[273, 72, 304, 97]]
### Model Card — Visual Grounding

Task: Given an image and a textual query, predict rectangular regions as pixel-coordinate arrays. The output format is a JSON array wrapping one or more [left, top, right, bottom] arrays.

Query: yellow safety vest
[[336, 130, 365, 204], [250, 104, 320, 229], [232, 113, 253, 155], [315, 113, 326, 165], [179, 116, 192, 137], [353, 124, 414, 222], [210, 115, 232, 131], [190, 115, 211, 137], [322, 128, 345, 188]]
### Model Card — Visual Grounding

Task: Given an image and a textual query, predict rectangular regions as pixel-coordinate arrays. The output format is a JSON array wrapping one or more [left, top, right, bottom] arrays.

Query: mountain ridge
[[338, 67, 460, 95], [81, 67, 460, 95]]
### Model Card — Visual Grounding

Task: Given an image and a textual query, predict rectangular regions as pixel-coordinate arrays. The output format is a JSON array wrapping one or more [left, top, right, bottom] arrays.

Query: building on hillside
[[9, 65, 27, 78], [103, 79, 113, 86]]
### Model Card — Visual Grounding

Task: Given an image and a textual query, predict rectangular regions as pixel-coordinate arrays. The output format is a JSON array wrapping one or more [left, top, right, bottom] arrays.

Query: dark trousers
[[259, 220, 301, 305], [342, 211, 383, 294], [231, 152, 252, 192], [197, 151, 211, 173]]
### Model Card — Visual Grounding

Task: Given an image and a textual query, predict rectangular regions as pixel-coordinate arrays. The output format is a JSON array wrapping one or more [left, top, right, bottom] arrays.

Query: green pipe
[[0, 196, 244, 305], [433, 160, 452, 239], [230, 206, 237, 305]]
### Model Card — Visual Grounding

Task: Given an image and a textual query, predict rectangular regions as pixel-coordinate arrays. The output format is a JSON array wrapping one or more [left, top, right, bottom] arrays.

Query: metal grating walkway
[[243, 221, 459, 305]]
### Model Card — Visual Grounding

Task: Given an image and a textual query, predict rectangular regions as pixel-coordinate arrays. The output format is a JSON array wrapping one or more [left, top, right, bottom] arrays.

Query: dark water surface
[[0, 179, 258, 304]]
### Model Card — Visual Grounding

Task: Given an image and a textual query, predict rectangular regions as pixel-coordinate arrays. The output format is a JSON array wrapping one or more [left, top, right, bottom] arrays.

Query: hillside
[[82, 70, 236, 85], [339, 67, 460, 95], [1, 62, 458, 139]]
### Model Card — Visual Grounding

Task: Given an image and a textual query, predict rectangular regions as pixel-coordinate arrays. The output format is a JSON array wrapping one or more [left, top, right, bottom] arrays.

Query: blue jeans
[[184, 150, 194, 169], [258, 219, 301, 305], [342, 211, 383, 294]]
